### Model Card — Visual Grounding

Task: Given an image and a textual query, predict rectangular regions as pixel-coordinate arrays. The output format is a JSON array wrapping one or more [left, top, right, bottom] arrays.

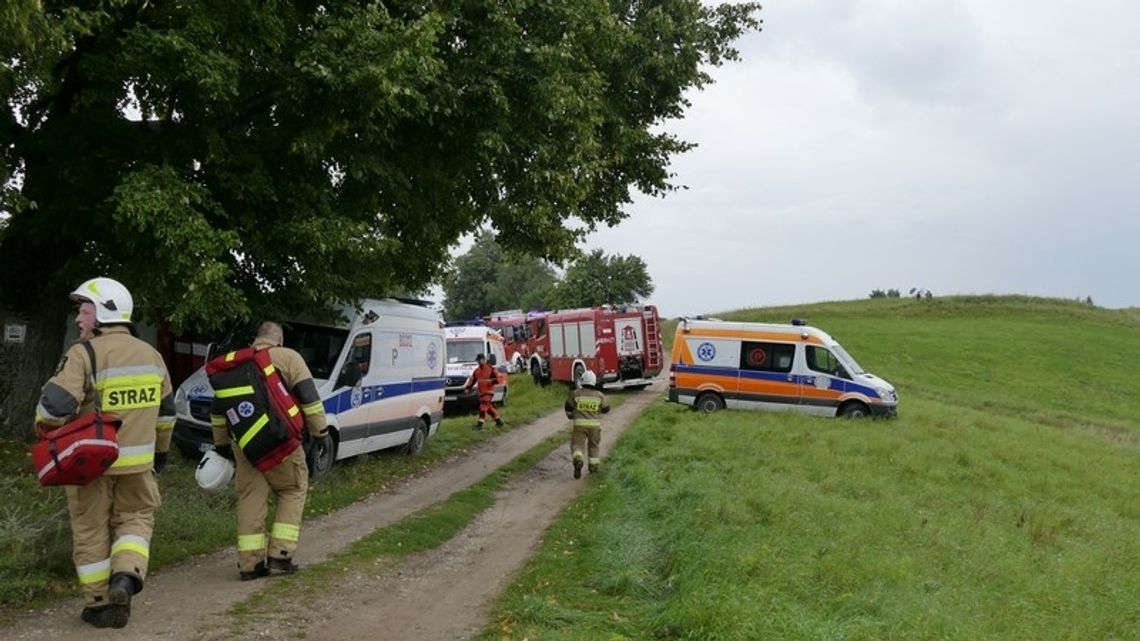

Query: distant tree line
[[441, 231, 654, 320]]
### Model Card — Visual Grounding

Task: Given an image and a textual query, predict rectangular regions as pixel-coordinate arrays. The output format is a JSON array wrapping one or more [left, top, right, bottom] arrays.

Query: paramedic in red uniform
[[34, 277, 175, 629], [211, 321, 329, 581], [464, 353, 504, 430]]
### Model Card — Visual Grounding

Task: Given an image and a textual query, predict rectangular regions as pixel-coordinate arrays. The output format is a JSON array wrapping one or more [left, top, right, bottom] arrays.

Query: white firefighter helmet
[[195, 449, 235, 492], [70, 277, 134, 325], [580, 370, 597, 387]]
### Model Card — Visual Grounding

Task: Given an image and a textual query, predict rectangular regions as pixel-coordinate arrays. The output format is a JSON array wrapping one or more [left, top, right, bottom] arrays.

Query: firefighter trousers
[[65, 471, 161, 607], [234, 445, 309, 572], [570, 425, 602, 469], [477, 397, 500, 423]]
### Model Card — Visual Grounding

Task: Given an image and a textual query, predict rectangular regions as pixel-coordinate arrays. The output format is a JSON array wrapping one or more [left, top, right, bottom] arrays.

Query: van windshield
[[446, 340, 483, 364], [284, 322, 349, 381], [832, 345, 865, 375]]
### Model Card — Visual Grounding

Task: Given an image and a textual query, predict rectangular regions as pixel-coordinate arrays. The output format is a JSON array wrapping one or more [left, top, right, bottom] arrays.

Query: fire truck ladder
[[644, 312, 662, 370]]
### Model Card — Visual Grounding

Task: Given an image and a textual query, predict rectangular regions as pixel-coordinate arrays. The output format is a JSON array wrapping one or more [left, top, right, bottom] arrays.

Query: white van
[[443, 323, 508, 406], [172, 299, 446, 477], [667, 318, 898, 418]]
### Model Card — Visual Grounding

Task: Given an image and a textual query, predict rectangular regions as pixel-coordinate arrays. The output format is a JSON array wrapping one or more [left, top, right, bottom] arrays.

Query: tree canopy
[[441, 230, 557, 321], [1, 1, 760, 332], [551, 249, 654, 308]]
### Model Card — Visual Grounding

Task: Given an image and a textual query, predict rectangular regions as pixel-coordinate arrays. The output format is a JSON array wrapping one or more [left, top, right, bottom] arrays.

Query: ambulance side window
[[740, 341, 795, 373], [337, 333, 372, 387], [806, 346, 847, 379]]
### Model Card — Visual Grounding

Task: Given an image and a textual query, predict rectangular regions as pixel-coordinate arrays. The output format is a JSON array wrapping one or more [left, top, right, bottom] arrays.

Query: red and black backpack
[[206, 347, 305, 471]]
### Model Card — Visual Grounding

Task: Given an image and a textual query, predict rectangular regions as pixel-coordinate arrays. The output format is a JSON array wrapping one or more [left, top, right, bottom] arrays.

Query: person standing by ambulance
[[464, 353, 504, 430], [34, 277, 175, 629], [210, 321, 329, 581], [565, 370, 610, 479]]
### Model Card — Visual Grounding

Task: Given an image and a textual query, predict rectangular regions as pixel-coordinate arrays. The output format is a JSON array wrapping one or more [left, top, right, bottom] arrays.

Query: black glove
[[153, 451, 168, 473], [215, 444, 235, 461]]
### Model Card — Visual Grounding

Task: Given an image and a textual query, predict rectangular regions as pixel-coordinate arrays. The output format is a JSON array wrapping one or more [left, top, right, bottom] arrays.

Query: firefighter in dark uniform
[[34, 277, 175, 628], [210, 321, 329, 581], [464, 353, 504, 430], [565, 370, 610, 478]]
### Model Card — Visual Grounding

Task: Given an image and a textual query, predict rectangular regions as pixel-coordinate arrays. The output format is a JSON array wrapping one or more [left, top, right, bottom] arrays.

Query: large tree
[[1, 1, 758, 331], [551, 249, 654, 308], [441, 230, 557, 321]]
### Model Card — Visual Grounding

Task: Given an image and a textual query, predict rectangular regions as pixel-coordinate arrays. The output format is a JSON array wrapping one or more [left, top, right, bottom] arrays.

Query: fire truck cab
[[528, 304, 664, 389]]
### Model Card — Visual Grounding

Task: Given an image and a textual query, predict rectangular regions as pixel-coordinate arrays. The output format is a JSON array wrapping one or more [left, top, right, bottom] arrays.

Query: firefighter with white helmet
[[564, 370, 610, 478], [34, 277, 175, 628]]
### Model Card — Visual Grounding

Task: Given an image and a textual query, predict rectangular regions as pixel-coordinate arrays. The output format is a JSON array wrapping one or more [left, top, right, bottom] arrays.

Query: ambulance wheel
[[308, 435, 336, 480], [839, 401, 869, 419], [403, 419, 428, 456], [696, 392, 724, 414]]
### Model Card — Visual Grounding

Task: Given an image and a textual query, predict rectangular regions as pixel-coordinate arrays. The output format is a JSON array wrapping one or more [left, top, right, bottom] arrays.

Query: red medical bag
[[31, 412, 121, 486]]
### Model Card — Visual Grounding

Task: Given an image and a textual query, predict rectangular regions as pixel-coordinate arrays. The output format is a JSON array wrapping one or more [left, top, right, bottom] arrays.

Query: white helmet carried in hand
[[70, 277, 134, 325], [195, 449, 235, 492], [580, 370, 597, 387]]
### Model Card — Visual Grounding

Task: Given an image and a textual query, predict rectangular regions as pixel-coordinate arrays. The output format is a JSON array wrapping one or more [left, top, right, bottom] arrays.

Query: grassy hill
[[483, 296, 1140, 641]]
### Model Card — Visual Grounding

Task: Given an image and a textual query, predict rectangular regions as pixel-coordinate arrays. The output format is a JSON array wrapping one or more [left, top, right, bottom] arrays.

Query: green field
[[482, 296, 1140, 640]]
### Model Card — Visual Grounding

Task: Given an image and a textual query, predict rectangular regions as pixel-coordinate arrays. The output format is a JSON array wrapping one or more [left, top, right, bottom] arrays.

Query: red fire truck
[[525, 304, 664, 389], [483, 310, 538, 373]]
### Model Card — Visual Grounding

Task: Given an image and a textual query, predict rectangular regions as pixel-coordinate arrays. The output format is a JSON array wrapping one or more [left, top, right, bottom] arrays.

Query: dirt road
[[5, 380, 662, 641]]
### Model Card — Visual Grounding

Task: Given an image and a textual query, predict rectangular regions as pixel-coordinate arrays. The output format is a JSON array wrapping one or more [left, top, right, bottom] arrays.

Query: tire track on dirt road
[[219, 378, 664, 641], [5, 380, 663, 641]]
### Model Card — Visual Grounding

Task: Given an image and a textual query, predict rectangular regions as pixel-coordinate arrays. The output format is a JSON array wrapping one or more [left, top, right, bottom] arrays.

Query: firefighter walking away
[[565, 370, 610, 478], [208, 321, 330, 581], [34, 277, 176, 628]]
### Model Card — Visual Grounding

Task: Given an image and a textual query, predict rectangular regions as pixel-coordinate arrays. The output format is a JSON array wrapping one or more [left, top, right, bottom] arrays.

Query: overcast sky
[[580, 0, 1140, 318]]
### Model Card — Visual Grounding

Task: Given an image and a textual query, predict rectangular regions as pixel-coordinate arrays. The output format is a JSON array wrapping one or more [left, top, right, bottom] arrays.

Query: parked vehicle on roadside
[[443, 323, 509, 407], [173, 299, 446, 477], [527, 304, 664, 389], [667, 318, 898, 418]]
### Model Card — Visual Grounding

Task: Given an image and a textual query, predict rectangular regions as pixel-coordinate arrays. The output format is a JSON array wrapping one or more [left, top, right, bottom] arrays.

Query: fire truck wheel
[[696, 392, 725, 414]]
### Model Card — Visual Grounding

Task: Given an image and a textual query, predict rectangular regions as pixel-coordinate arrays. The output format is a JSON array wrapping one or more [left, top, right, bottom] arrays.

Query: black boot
[[81, 606, 115, 628], [239, 561, 270, 581], [267, 557, 300, 574], [573, 457, 583, 479], [105, 573, 137, 628]]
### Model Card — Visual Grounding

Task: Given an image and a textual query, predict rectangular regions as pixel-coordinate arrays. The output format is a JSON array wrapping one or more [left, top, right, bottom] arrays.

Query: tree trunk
[[0, 301, 69, 441]]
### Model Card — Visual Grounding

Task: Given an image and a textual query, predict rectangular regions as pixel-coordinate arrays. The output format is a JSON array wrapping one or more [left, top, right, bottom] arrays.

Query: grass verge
[[481, 396, 1140, 641]]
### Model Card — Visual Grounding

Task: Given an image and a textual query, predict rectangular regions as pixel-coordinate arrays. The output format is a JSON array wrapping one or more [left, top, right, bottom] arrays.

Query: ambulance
[[172, 299, 446, 477], [667, 318, 898, 418], [443, 323, 509, 406]]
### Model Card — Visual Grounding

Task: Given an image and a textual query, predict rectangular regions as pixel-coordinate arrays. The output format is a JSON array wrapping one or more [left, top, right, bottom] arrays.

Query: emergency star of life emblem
[[697, 342, 716, 362], [351, 386, 363, 408], [427, 342, 438, 369], [237, 401, 255, 418]]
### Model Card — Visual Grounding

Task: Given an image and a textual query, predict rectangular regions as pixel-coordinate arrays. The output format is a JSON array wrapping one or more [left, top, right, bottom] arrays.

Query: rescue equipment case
[[32, 412, 121, 486], [206, 347, 304, 472]]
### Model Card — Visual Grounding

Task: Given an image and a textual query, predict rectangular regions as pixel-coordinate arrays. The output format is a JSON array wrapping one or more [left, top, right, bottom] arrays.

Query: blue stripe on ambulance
[[323, 378, 447, 416], [672, 364, 882, 400]]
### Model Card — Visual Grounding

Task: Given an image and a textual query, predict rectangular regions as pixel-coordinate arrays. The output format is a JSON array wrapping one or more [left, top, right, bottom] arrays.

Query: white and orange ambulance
[[667, 318, 898, 418]]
